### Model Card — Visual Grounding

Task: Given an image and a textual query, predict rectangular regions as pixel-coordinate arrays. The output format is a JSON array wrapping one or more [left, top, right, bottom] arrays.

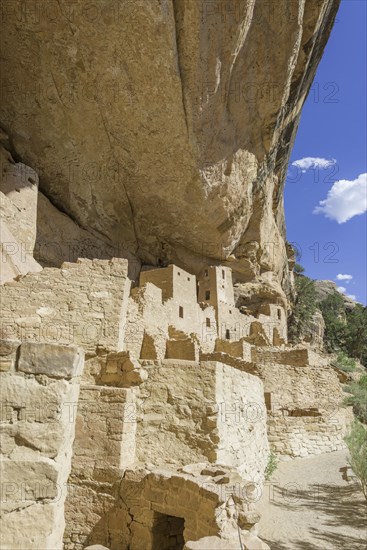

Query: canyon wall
[[1, 0, 340, 292]]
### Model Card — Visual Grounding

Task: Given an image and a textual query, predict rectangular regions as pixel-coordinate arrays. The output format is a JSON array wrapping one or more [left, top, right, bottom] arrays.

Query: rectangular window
[[179, 306, 184, 318], [205, 290, 210, 300], [222, 270, 225, 279], [206, 318, 211, 327], [277, 309, 282, 320], [264, 392, 272, 411], [226, 329, 230, 340], [204, 269, 208, 277]]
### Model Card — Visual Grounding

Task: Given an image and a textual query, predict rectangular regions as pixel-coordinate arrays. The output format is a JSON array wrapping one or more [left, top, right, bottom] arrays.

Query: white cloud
[[337, 285, 357, 302], [313, 173, 367, 223], [291, 157, 336, 173], [336, 274, 353, 281]]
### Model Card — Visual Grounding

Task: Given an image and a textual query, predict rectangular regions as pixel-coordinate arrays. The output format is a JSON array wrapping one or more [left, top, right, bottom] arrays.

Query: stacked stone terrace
[[0, 258, 352, 549]]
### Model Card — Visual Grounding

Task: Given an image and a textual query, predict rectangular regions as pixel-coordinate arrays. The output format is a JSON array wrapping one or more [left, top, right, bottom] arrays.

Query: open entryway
[[151, 511, 185, 550]]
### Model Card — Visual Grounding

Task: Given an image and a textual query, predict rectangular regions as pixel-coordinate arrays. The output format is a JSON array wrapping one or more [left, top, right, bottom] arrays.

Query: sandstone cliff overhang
[[0, 0, 340, 287]]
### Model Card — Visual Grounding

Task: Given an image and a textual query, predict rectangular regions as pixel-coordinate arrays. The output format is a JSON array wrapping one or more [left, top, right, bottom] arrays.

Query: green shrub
[[294, 263, 305, 274], [265, 451, 278, 481], [344, 304, 367, 367], [344, 375, 367, 424], [335, 351, 357, 372], [318, 295, 367, 367], [318, 292, 346, 353], [344, 420, 367, 501], [288, 274, 317, 343]]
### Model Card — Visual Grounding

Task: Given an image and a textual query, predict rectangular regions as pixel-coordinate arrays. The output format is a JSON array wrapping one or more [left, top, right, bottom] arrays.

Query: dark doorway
[[152, 512, 185, 550]]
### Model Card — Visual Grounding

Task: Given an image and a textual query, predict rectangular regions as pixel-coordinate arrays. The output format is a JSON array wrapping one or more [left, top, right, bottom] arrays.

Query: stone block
[[18, 342, 84, 379]]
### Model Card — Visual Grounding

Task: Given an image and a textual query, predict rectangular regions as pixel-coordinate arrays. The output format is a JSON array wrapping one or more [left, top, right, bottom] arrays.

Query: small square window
[[179, 306, 184, 318], [206, 318, 211, 328], [187, 277, 190, 281], [205, 290, 210, 300], [229, 310, 232, 314], [178, 271, 181, 276]]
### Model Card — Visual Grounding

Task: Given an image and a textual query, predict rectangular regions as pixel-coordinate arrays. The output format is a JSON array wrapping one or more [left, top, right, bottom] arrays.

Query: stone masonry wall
[[255, 348, 353, 458], [257, 357, 340, 411], [71, 385, 138, 472], [127, 265, 288, 363], [78, 464, 267, 550], [126, 284, 170, 360], [140, 266, 201, 337], [0, 340, 84, 550], [215, 362, 269, 482], [1, 258, 130, 352], [136, 360, 269, 483], [267, 408, 354, 458], [63, 384, 139, 549], [126, 283, 217, 361]]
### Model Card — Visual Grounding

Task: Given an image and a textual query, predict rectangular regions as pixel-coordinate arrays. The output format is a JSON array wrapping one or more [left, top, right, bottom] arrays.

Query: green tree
[[344, 304, 367, 366], [318, 292, 346, 352], [294, 263, 305, 275], [318, 293, 367, 366], [288, 274, 317, 343], [344, 420, 367, 501]]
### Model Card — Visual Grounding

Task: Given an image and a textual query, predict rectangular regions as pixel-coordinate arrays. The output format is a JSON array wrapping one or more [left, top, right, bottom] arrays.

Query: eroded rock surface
[[0, 143, 42, 282], [315, 279, 359, 309], [0, 0, 340, 287]]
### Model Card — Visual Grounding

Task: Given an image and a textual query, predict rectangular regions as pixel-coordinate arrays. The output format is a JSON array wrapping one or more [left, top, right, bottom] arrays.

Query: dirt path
[[257, 450, 367, 549]]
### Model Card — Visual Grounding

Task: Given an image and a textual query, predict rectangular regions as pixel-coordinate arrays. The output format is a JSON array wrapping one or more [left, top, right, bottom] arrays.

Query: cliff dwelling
[[0, 1, 365, 549]]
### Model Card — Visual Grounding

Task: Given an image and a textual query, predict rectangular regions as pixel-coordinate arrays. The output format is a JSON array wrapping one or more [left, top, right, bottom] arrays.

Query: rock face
[[0, 143, 42, 282], [0, 140, 142, 284], [314, 280, 358, 310], [0, 0, 340, 288]]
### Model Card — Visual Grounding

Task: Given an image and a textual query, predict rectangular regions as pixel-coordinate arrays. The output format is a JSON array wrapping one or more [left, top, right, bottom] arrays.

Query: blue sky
[[285, 0, 367, 305]]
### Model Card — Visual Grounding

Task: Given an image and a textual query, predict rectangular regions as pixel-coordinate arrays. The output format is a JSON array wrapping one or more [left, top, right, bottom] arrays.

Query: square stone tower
[[139, 265, 202, 338], [140, 264, 197, 303], [198, 267, 242, 340], [198, 266, 234, 308]]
